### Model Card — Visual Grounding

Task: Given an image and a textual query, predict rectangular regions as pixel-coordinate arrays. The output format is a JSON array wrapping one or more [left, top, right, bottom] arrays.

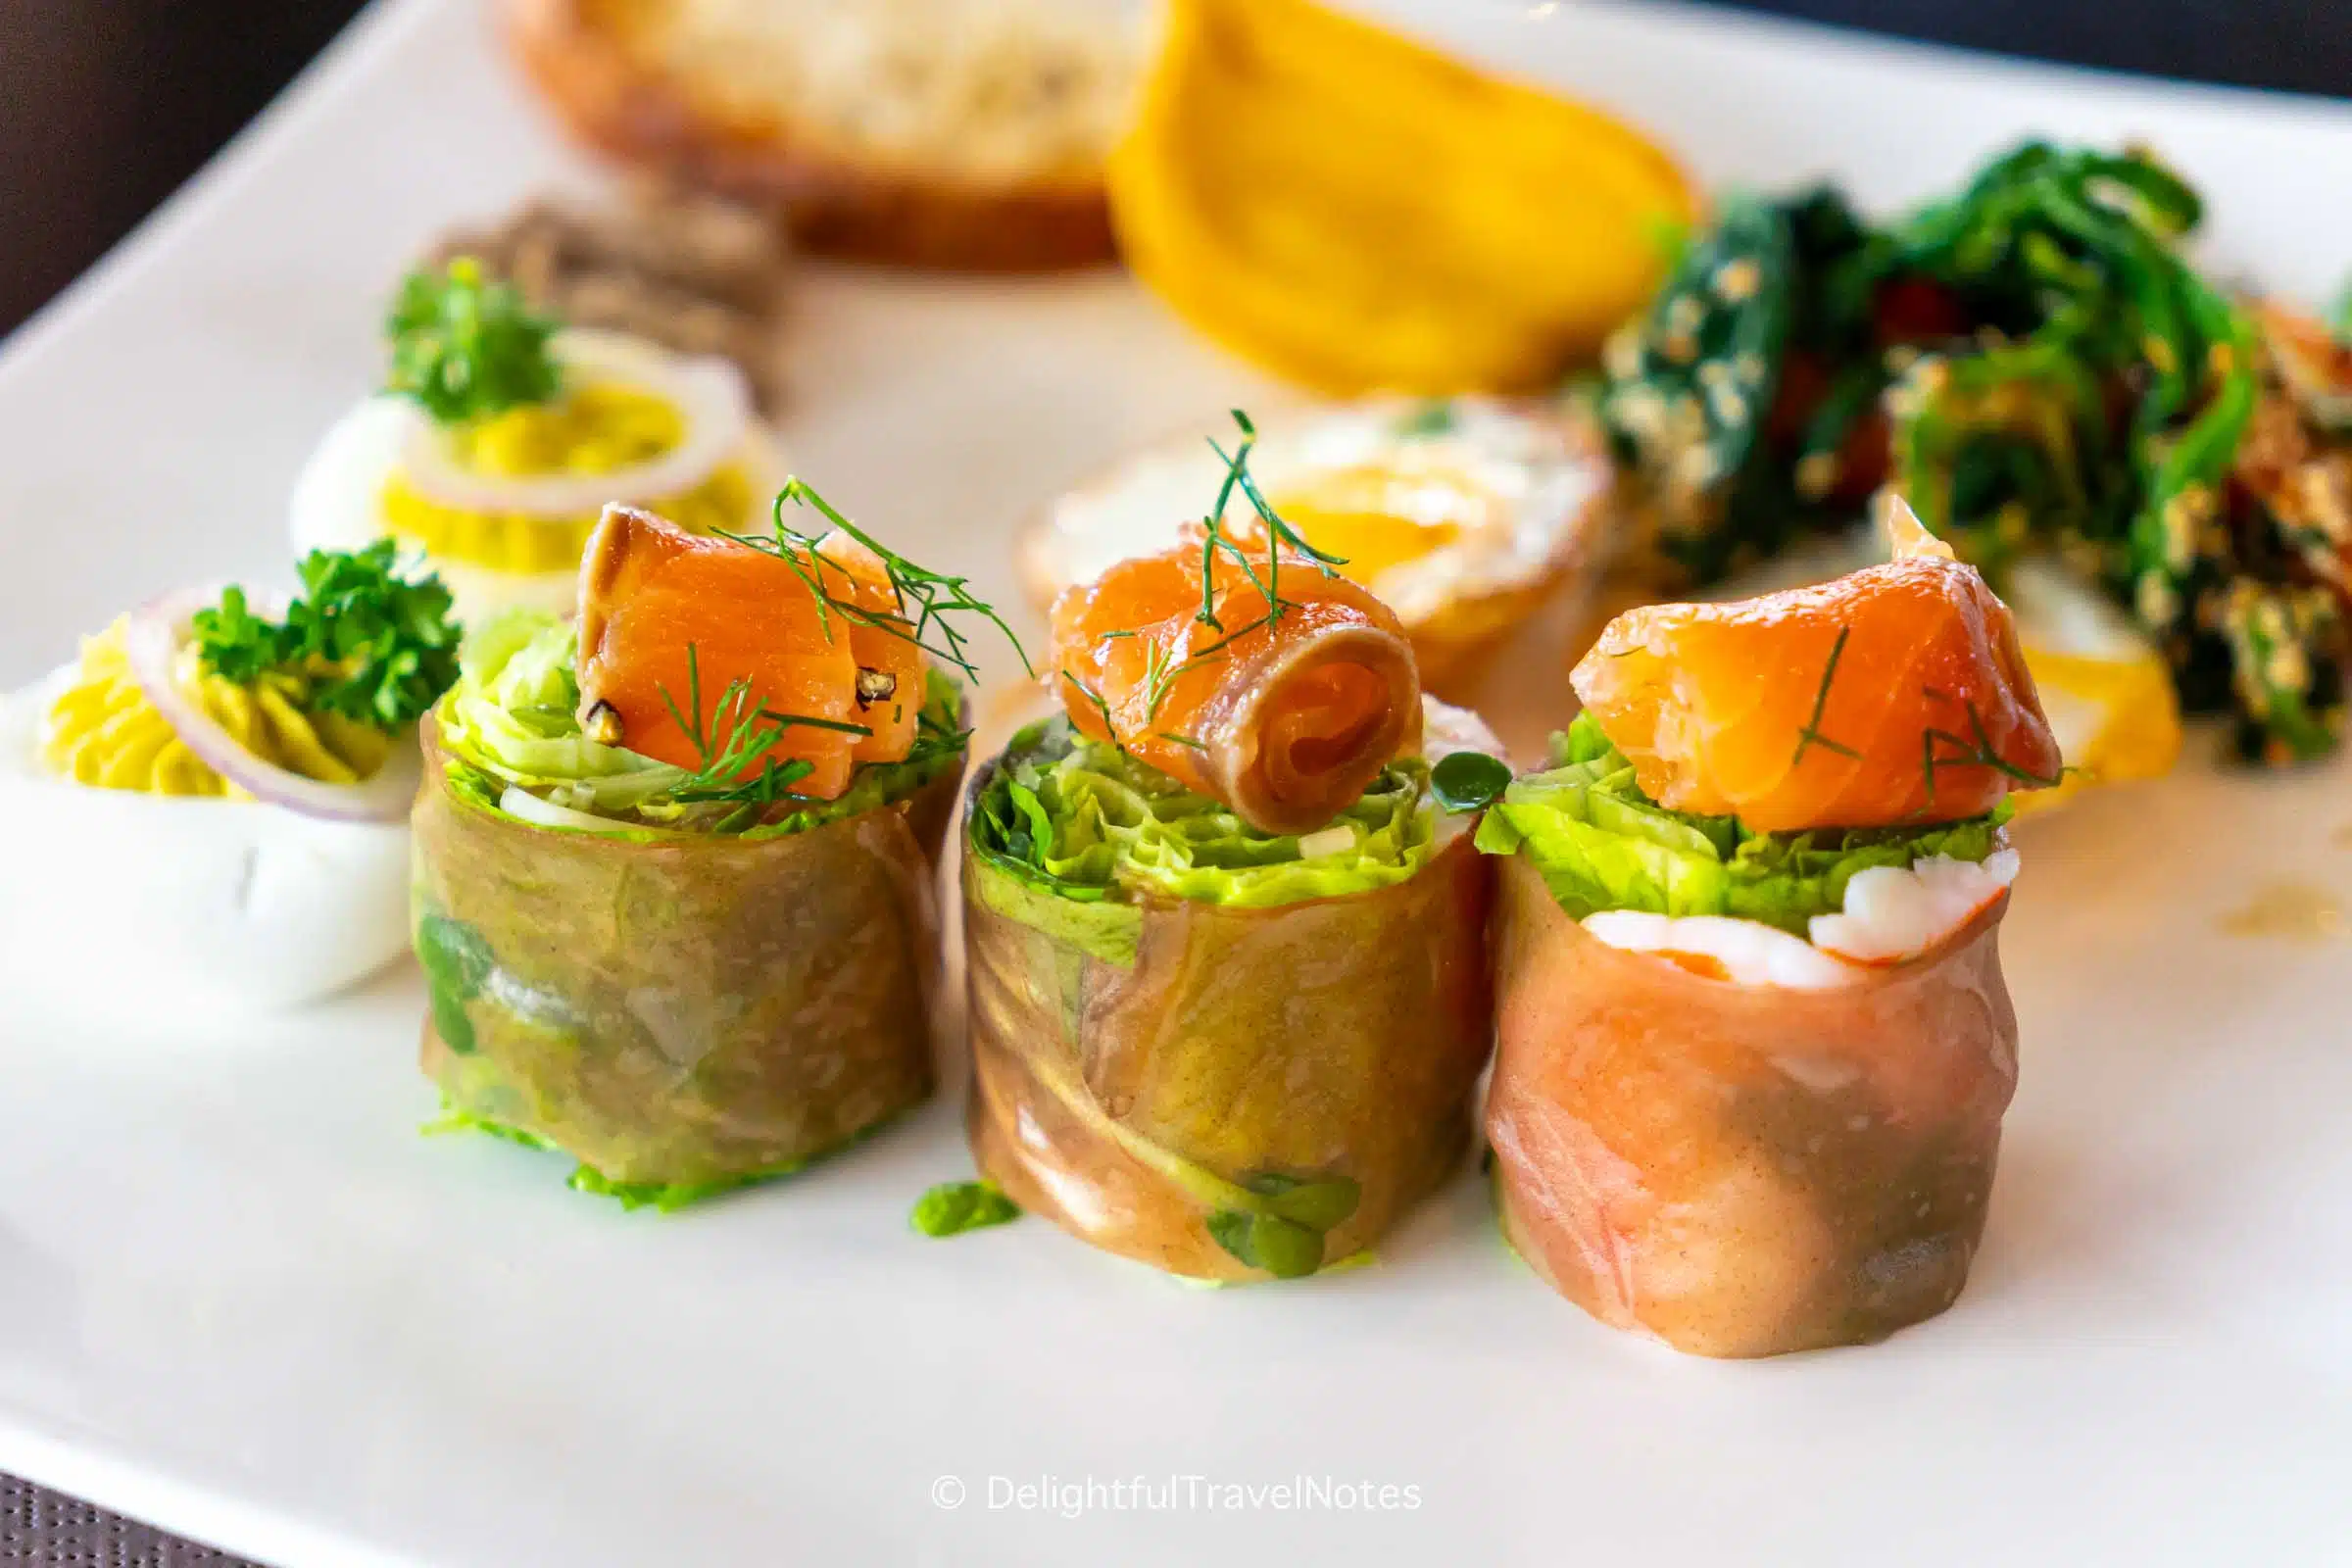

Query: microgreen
[[909, 1180, 1022, 1238], [192, 539, 462, 732], [1431, 751, 1513, 814], [384, 257, 561, 424], [720, 478, 1032, 684], [1205, 1172, 1361, 1280]]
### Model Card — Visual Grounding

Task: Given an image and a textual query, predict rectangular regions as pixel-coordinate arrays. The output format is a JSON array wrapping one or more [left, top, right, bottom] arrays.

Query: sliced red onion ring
[[393, 329, 752, 518], [122, 587, 421, 824]]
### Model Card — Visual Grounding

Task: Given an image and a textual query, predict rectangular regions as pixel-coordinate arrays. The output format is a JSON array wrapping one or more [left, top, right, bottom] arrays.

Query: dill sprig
[[1919, 688, 2067, 804], [1789, 624, 1862, 764], [385, 257, 562, 425], [719, 479, 1033, 683], [1060, 668, 1122, 751], [658, 644, 871, 823], [1194, 410, 1348, 631]]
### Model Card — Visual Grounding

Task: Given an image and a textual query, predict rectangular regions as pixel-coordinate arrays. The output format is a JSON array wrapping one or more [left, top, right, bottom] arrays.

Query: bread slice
[[505, 0, 1137, 270]]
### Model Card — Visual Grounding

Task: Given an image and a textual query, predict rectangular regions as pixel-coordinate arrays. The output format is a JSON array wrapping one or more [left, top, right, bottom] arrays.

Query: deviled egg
[[291, 259, 783, 624], [1022, 397, 1612, 693], [0, 544, 462, 1011]]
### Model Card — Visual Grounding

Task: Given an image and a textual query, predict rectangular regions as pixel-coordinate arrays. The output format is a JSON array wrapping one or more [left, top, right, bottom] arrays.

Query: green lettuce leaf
[[436, 608, 962, 836], [967, 715, 1446, 956], [1475, 712, 2009, 934]]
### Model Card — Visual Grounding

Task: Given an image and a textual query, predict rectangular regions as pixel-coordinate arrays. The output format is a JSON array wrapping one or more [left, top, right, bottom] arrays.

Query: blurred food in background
[[503, 0, 1142, 270], [290, 260, 784, 623], [1025, 397, 1614, 699], [1107, 0, 1696, 394], [426, 182, 794, 411], [1595, 141, 2352, 785]]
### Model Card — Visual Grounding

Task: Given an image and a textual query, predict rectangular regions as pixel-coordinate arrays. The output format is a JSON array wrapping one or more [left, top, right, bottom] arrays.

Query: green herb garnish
[[1205, 1172, 1361, 1280], [909, 1180, 1022, 1238], [1197, 409, 1347, 631], [1790, 624, 1862, 765], [1431, 750, 1512, 814], [656, 643, 872, 822], [192, 539, 462, 732], [1920, 690, 2069, 804], [720, 478, 1032, 684], [385, 257, 562, 424]]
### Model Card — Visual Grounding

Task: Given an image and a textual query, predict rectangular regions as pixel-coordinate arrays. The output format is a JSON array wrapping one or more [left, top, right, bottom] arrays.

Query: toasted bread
[[504, 0, 1137, 271]]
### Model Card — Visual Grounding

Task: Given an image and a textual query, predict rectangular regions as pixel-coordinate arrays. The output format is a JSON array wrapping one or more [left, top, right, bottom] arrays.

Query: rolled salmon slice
[[1572, 495, 2062, 831], [575, 505, 896, 800], [1050, 535, 1422, 834]]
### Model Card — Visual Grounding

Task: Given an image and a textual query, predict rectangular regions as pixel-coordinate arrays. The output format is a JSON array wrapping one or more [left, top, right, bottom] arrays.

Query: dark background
[[2, 0, 2348, 340]]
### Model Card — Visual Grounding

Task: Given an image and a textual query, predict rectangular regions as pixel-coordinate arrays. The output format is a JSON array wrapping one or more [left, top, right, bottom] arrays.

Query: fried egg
[[1023, 397, 1611, 692]]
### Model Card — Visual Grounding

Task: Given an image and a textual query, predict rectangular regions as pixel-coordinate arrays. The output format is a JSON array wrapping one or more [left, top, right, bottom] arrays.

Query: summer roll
[[413, 494, 1018, 1207], [963, 422, 1500, 1281], [1479, 498, 2061, 1354]]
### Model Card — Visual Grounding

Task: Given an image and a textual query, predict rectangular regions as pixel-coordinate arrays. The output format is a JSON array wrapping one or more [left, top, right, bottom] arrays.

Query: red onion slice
[[122, 587, 421, 824], [393, 329, 752, 518]]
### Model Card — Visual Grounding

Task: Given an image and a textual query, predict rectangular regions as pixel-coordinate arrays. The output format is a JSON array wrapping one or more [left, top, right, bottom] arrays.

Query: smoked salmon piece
[[574, 505, 925, 800], [1571, 497, 2060, 831], [1050, 532, 1421, 834]]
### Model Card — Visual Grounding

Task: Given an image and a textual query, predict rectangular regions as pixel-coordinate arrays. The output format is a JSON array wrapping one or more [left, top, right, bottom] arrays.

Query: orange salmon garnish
[[574, 505, 925, 801], [1050, 533, 1421, 836], [1571, 496, 2061, 831]]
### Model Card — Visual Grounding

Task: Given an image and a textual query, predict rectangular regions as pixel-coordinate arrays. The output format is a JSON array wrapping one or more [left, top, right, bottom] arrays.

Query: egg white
[[0, 668, 412, 1014], [1026, 397, 1607, 624], [288, 333, 785, 625]]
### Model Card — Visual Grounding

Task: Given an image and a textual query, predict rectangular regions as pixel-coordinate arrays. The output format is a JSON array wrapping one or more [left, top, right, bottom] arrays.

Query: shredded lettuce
[[1474, 712, 2010, 934], [966, 715, 1452, 962], [435, 608, 963, 837]]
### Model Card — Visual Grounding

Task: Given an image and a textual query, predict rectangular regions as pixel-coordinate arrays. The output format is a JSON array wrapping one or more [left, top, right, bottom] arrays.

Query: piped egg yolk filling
[[39, 620, 387, 796], [381, 380, 754, 573]]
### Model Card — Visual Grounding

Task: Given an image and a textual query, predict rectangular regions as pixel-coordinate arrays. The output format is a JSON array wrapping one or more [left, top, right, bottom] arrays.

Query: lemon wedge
[[2000, 557, 2182, 813]]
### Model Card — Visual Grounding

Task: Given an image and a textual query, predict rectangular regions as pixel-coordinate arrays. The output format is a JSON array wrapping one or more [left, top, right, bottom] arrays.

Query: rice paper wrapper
[[964, 818, 1495, 1283], [412, 719, 951, 1195], [1488, 854, 2019, 1357]]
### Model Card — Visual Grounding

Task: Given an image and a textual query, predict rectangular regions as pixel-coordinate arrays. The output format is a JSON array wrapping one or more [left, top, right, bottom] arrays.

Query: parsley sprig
[[718, 479, 1032, 683], [385, 257, 562, 425], [191, 540, 462, 732]]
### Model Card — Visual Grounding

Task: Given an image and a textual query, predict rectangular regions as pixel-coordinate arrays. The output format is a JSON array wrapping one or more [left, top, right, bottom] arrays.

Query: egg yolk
[[41, 620, 388, 795], [381, 379, 753, 572], [452, 382, 683, 477], [1265, 462, 1489, 584]]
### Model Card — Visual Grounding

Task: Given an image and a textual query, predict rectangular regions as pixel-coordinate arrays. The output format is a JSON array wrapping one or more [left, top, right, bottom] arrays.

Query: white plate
[[3, 2, 2351, 1563]]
